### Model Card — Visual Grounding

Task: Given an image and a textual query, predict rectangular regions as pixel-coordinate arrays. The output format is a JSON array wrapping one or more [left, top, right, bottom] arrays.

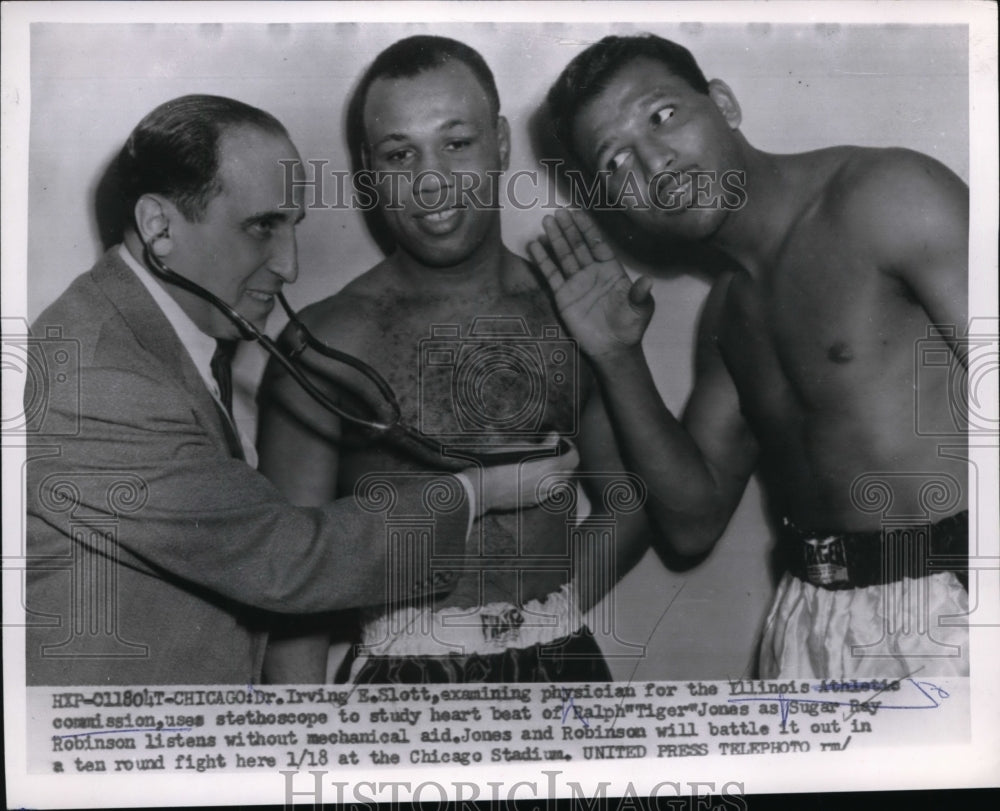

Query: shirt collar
[[118, 243, 221, 401]]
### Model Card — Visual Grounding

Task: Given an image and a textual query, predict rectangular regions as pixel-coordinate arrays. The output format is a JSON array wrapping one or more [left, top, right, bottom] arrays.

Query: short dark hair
[[118, 94, 288, 223], [548, 34, 710, 166], [349, 35, 501, 152]]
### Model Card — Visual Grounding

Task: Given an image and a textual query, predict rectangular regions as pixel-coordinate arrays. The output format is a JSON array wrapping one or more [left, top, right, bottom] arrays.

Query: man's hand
[[529, 208, 655, 360], [469, 436, 579, 516]]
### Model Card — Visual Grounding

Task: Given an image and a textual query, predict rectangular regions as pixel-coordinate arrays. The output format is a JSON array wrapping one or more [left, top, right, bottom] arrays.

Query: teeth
[[423, 209, 458, 222], [247, 291, 274, 302], [659, 178, 690, 196]]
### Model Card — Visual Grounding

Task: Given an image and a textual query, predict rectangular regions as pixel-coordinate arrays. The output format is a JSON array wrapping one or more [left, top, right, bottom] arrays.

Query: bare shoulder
[[821, 147, 968, 256], [829, 147, 966, 205], [289, 260, 397, 354]]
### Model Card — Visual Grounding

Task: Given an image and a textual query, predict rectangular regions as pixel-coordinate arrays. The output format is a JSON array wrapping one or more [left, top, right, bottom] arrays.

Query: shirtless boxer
[[530, 34, 969, 678], [257, 36, 647, 683]]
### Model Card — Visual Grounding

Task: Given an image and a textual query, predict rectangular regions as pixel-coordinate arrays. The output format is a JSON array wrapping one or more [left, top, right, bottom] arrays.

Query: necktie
[[210, 339, 244, 460], [210, 339, 238, 420]]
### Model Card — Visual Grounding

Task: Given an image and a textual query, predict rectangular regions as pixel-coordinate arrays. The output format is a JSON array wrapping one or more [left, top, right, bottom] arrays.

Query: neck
[[122, 230, 147, 269], [393, 226, 510, 296], [708, 144, 802, 277]]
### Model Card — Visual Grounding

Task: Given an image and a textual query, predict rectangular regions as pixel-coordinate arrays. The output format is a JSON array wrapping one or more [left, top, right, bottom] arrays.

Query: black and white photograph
[[3, 1, 998, 807]]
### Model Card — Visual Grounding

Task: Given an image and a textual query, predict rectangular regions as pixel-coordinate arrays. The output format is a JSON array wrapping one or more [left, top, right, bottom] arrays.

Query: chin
[[401, 234, 488, 269], [207, 315, 249, 340], [411, 248, 478, 269], [634, 206, 727, 243]]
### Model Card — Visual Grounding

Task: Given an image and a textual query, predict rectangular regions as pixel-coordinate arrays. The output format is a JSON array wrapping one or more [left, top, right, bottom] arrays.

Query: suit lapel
[[89, 248, 237, 456]]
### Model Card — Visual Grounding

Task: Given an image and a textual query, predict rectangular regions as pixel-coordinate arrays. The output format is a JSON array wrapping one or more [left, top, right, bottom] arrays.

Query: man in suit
[[24, 94, 573, 685]]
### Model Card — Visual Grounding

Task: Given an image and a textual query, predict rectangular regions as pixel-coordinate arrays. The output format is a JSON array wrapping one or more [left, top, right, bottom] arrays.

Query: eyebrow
[[372, 133, 408, 149], [371, 118, 479, 149], [439, 118, 476, 131], [242, 209, 306, 227]]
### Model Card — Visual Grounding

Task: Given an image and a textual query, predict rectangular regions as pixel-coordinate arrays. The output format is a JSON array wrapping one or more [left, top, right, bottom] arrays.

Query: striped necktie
[[210, 339, 244, 459], [210, 339, 238, 420]]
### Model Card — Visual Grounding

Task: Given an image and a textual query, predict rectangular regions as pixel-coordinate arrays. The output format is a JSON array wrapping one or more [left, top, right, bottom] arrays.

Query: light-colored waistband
[[356, 584, 583, 659]]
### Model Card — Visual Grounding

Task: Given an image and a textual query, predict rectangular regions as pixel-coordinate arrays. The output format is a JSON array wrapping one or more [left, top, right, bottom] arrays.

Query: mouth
[[420, 207, 460, 222], [245, 289, 279, 304], [652, 172, 694, 211], [414, 205, 463, 236]]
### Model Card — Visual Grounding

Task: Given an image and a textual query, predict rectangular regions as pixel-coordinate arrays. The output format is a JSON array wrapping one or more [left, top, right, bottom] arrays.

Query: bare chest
[[716, 227, 922, 422], [353, 291, 582, 449]]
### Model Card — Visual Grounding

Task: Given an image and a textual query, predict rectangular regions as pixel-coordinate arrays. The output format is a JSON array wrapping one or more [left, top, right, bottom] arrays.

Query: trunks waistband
[[356, 584, 584, 658], [783, 511, 968, 590]]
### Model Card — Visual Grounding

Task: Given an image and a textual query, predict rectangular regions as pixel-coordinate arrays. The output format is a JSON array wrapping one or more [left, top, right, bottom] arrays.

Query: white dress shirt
[[119, 244, 258, 466]]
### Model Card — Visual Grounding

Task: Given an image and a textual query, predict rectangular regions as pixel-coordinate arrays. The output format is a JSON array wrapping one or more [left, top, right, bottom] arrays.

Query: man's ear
[[497, 115, 511, 172], [708, 79, 742, 129], [134, 195, 175, 258]]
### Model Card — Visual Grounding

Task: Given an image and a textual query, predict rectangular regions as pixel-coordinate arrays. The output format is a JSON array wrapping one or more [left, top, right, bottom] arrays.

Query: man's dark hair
[[548, 34, 710, 167], [349, 35, 501, 155], [117, 94, 288, 223]]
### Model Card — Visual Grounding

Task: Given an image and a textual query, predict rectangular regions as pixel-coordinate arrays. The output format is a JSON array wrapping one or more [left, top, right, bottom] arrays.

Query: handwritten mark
[[730, 679, 950, 731], [560, 689, 590, 727], [609, 580, 687, 729]]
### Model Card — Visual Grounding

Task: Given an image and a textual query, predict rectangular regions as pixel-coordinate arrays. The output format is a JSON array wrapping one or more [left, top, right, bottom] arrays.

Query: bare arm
[[529, 209, 757, 556], [257, 334, 346, 684], [870, 150, 969, 363], [676, 285, 760, 546], [571, 390, 651, 611], [587, 315, 758, 556]]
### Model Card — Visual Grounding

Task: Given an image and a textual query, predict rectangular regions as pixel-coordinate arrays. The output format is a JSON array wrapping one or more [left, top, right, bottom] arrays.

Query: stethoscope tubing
[[143, 242, 400, 433], [141, 244, 569, 468]]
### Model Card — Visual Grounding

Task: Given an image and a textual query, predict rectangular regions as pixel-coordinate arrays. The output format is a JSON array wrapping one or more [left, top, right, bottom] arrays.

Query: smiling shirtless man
[[257, 36, 648, 684], [530, 34, 969, 678]]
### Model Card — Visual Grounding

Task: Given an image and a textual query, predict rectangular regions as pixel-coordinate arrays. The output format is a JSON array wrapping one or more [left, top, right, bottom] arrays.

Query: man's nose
[[269, 228, 299, 284], [636, 137, 675, 179], [413, 152, 453, 199]]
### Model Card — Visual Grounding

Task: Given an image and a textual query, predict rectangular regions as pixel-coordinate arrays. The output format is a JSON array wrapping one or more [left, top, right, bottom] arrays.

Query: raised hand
[[529, 208, 655, 360]]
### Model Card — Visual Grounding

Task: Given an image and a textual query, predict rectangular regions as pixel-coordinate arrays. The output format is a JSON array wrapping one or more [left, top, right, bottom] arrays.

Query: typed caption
[[31, 677, 967, 776]]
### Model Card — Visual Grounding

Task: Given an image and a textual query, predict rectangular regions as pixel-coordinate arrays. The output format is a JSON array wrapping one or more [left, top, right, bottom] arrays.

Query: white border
[[3, 2, 998, 807]]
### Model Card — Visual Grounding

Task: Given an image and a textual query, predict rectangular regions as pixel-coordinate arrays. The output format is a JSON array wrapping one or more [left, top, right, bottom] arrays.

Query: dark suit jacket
[[25, 248, 469, 685]]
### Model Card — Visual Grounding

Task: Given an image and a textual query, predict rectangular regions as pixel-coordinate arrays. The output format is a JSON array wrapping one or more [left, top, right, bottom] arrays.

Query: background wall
[[27, 22, 968, 680]]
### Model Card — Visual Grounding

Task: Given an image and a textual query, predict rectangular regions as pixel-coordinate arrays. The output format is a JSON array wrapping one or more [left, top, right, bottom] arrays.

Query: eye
[[384, 148, 413, 164], [650, 105, 675, 126], [247, 219, 275, 238], [445, 138, 472, 151], [605, 149, 631, 173]]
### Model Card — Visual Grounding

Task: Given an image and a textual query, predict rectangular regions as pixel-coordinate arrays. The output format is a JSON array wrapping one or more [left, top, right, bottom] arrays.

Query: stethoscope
[[142, 242, 569, 470]]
